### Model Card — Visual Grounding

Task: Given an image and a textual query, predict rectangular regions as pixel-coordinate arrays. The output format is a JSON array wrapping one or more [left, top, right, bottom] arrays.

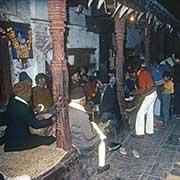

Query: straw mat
[[0, 143, 67, 179], [166, 174, 180, 180]]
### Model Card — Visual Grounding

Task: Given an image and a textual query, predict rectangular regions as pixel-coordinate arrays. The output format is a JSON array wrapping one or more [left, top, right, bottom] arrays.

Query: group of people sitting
[[1, 53, 178, 178], [0, 72, 56, 152], [0, 67, 122, 176], [0, 72, 57, 180]]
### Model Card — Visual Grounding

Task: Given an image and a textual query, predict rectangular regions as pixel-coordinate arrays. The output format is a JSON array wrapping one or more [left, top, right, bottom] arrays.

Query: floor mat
[[0, 143, 67, 179]]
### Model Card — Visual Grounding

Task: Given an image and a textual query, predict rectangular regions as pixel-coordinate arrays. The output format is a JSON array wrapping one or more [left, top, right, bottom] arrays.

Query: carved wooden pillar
[[114, 16, 126, 114], [144, 23, 151, 64], [48, 0, 71, 150]]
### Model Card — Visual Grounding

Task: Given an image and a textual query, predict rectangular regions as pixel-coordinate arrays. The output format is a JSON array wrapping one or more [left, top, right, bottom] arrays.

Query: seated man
[[3, 80, 55, 152], [68, 87, 110, 174], [69, 70, 81, 90], [32, 73, 55, 115], [81, 75, 97, 101]]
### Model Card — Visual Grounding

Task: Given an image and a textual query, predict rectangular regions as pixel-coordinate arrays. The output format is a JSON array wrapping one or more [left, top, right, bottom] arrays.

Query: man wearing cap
[[19, 71, 32, 86], [2, 80, 55, 152], [69, 86, 110, 174], [132, 62, 157, 138]]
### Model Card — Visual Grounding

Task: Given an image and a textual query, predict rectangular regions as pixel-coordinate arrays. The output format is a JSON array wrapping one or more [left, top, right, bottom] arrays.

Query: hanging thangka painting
[[7, 25, 33, 59]]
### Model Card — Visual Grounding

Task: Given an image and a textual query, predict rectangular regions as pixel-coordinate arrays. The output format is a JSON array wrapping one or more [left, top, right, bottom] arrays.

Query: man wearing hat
[[2, 80, 55, 152], [19, 71, 32, 86], [69, 86, 110, 174]]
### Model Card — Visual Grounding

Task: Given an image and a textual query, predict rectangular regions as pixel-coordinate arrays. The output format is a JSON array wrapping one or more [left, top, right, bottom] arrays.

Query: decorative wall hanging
[[111, 2, 121, 18], [119, 5, 128, 19], [154, 21, 160, 31], [127, 8, 134, 16], [153, 16, 158, 23], [148, 14, 153, 24], [97, 0, 105, 9], [7, 26, 33, 59], [104, 1, 112, 15], [170, 28, 173, 33], [146, 12, 150, 20], [88, 0, 94, 7]]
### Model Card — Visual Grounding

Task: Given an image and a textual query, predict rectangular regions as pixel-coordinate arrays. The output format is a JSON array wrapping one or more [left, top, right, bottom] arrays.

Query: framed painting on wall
[[7, 26, 33, 59]]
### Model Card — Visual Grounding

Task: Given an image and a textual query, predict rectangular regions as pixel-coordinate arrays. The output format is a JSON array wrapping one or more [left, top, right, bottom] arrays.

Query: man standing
[[133, 62, 157, 137], [150, 62, 164, 121], [173, 55, 180, 118]]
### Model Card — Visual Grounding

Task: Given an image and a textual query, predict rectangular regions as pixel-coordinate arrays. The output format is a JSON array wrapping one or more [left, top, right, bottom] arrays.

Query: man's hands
[[33, 104, 46, 113]]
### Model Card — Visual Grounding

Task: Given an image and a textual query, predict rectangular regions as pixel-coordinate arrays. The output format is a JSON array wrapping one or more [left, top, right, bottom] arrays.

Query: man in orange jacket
[[133, 62, 157, 137]]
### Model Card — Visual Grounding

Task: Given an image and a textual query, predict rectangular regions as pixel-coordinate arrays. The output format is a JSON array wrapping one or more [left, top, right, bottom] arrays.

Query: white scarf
[[15, 96, 28, 105], [68, 101, 86, 112]]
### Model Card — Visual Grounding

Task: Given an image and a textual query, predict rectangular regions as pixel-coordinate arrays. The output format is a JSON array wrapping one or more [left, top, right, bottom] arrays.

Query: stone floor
[[90, 118, 180, 180]]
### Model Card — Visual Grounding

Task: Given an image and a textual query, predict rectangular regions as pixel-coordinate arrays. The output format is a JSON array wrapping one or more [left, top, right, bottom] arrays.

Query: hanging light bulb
[[129, 14, 135, 22]]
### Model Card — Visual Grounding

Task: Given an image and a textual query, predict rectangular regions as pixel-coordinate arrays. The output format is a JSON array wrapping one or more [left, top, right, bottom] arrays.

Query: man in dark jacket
[[3, 81, 55, 152], [173, 55, 180, 118], [92, 72, 121, 125], [91, 72, 122, 149]]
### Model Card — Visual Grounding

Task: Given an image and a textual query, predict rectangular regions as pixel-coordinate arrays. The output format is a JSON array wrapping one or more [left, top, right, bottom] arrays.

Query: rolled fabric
[[7, 175, 31, 180]]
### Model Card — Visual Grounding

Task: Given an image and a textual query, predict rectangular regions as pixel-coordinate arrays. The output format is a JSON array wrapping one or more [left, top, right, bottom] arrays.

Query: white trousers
[[98, 141, 106, 167], [135, 91, 157, 135], [154, 98, 161, 116], [91, 122, 106, 167]]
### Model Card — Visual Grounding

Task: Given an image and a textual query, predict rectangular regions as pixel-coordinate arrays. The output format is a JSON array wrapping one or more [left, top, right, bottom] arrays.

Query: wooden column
[[48, 0, 71, 150], [114, 16, 126, 114], [144, 23, 151, 64]]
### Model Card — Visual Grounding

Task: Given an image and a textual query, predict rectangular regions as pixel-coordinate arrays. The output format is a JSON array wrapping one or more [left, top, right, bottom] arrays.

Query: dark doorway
[[0, 24, 12, 105]]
